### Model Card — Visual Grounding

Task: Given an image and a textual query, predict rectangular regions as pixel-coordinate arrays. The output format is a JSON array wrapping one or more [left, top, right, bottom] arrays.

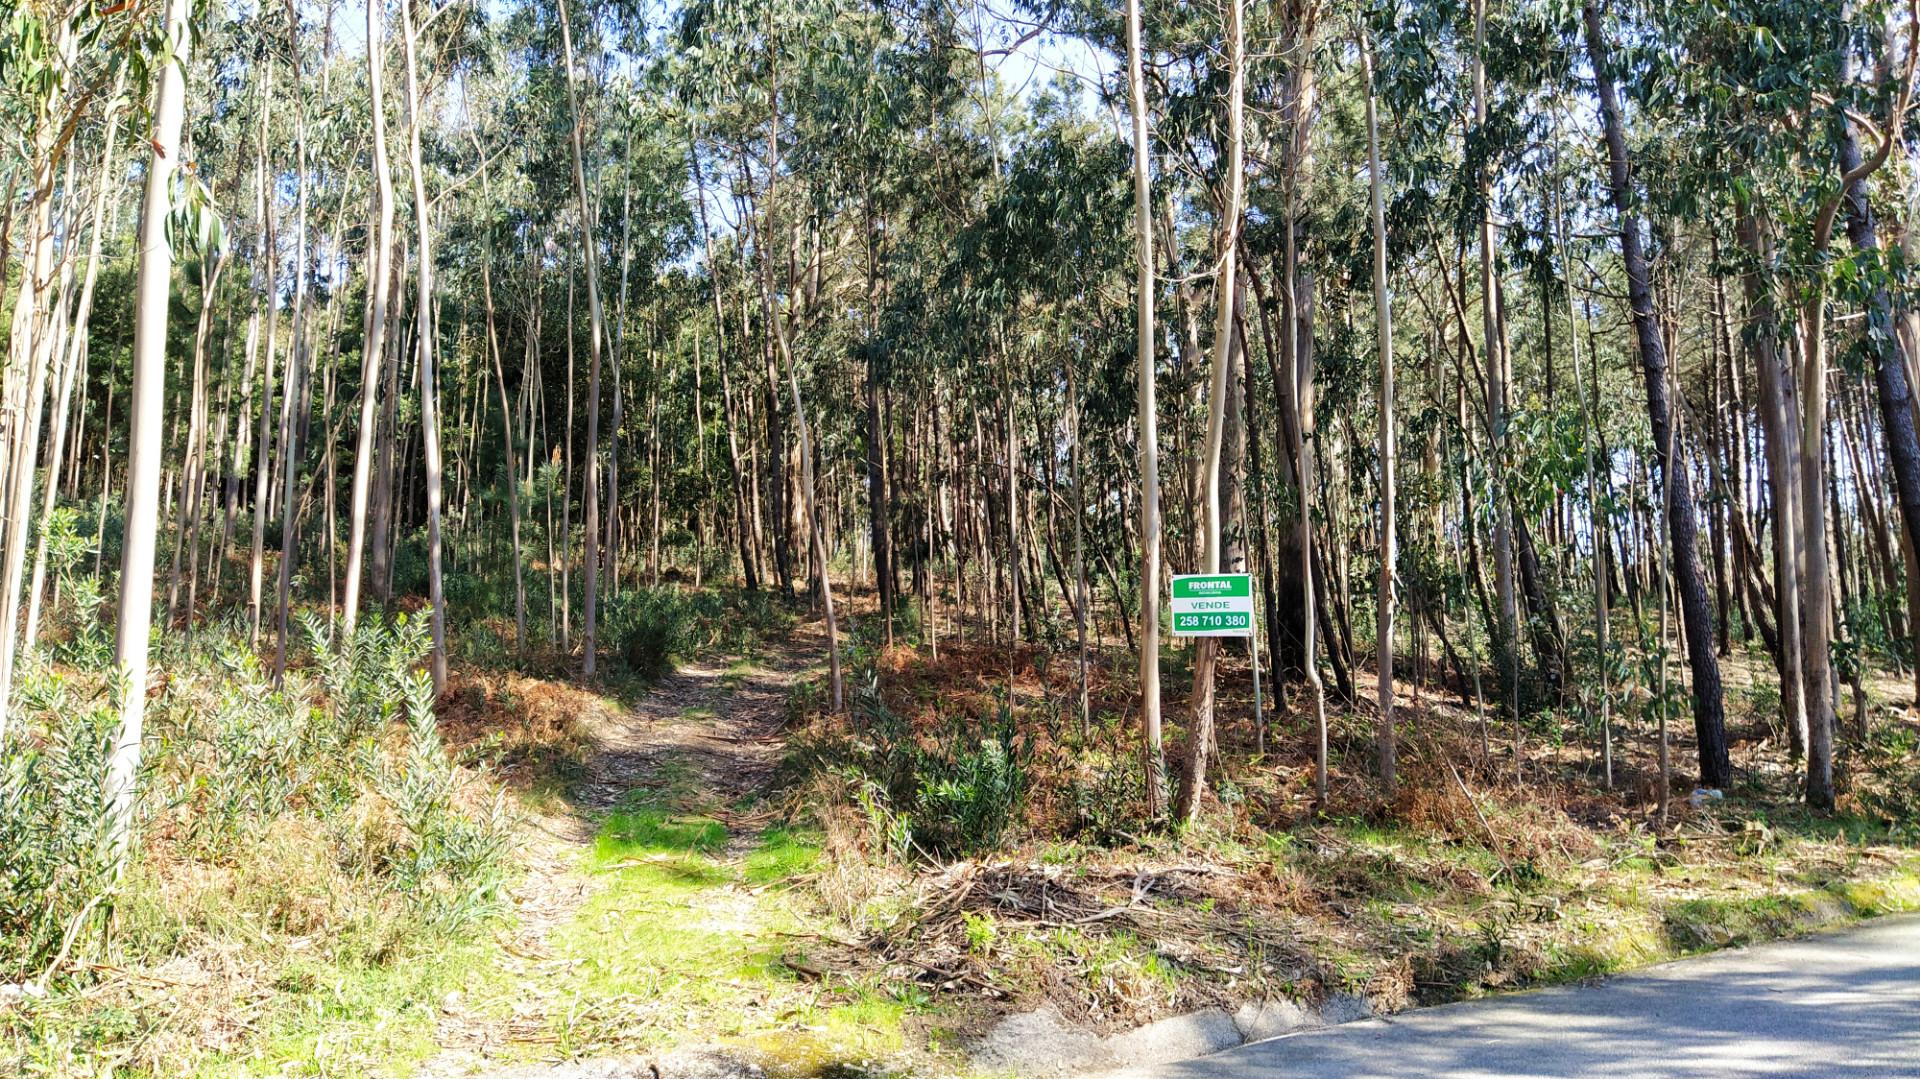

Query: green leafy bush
[[603, 588, 691, 679], [371, 668, 511, 931], [0, 669, 118, 977], [2, 609, 511, 988], [602, 586, 794, 679], [793, 672, 1029, 859], [914, 731, 1026, 855]]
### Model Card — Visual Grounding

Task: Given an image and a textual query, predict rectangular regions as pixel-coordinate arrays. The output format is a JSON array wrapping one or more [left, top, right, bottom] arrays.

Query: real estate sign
[[1170, 573, 1255, 637]]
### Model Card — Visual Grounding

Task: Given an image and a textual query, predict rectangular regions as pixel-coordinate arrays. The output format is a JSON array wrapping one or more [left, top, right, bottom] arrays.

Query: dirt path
[[421, 619, 826, 1078]]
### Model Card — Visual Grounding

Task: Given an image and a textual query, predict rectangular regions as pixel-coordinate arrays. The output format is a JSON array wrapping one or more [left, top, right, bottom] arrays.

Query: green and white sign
[[1170, 573, 1255, 637]]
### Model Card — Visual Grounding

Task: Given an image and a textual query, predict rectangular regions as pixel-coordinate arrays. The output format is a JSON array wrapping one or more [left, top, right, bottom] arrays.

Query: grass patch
[[188, 937, 496, 1078], [495, 787, 909, 1068], [744, 825, 825, 886], [596, 806, 730, 862]]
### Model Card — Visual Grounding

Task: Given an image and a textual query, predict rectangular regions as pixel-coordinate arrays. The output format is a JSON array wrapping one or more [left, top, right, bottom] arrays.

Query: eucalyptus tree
[[1125, 0, 1167, 817], [554, 0, 606, 678], [401, 0, 452, 689], [1581, 0, 1732, 791], [343, 0, 399, 643], [1173, 0, 1246, 825], [1360, 14, 1396, 798], [1831, 9, 1920, 731], [106, 0, 193, 868], [1471, 0, 1520, 733], [1787, 40, 1914, 805], [1658, 0, 1917, 800], [269, 0, 317, 684], [0, 0, 94, 734]]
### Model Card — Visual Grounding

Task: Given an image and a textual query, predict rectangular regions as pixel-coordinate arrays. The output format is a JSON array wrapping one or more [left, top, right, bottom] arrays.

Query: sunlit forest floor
[[6, 584, 1918, 1079]]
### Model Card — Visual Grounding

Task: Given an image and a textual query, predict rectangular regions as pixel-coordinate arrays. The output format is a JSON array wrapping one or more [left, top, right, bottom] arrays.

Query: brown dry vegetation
[[779, 634, 1920, 1040]]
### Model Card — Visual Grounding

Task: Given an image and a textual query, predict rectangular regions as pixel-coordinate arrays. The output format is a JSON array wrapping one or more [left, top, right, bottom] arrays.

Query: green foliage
[[793, 671, 1029, 859], [370, 668, 512, 932], [914, 730, 1026, 855], [1853, 725, 1920, 842], [1, 608, 510, 990], [0, 669, 119, 978], [300, 610, 434, 749], [603, 588, 691, 679], [1065, 737, 1153, 846], [601, 586, 792, 679]]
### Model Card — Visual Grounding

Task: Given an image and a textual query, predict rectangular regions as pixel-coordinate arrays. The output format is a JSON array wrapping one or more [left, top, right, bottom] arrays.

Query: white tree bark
[[105, 0, 191, 869], [1175, 0, 1243, 825], [25, 103, 124, 651], [247, 65, 280, 645], [1363, 27, 1396, 798], [343, 0, 397, 643], [557, 0, 605, 678], [401, 0, 448, 690]]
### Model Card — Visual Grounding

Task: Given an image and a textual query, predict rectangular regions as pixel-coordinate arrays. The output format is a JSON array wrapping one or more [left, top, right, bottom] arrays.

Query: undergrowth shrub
[[0, 608, 511, 992], [915, 732, 1026, 854], [0, 667, 119, 977], [602, 586, 792, 679], [604, 588, 690, 678], [789, 670, 1030, 860], [373, 668, 511, 931], [1853, 724, 1920, 841]]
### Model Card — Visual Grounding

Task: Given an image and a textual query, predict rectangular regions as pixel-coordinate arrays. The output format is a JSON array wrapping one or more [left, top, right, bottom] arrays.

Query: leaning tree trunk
[[1583, 0, 1731, 789], [1836, 123, 1920, 715]]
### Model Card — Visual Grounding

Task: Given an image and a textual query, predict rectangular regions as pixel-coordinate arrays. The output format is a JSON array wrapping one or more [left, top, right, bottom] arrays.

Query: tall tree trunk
[[1836, 118, 1920, 719], [1173, 0, 1242, 824], [557, 0, 604, 678], [1363, 27, 1396, 798], [343, 0, 397, 643], [760, 26, 841, 709], [1473, 0, 1520, 731], [25, 102, 122, 651], [369, 248, 405, 605], [248, 64, 281, 645], [0, 187, 55, 724], [271, 69, 313, 685], [401, 0, 448, 690], [165, 248, 230, 629], [1567, 238, 1613, 786], [1583, 0, 1731, 790], [1738, 211, 1808, 754], [1126, 0, 1166, 817], [105, 0, 189, 869]]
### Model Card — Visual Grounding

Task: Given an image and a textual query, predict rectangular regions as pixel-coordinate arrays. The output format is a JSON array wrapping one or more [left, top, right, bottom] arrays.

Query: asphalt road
[[1100, 915, 1920, 1078]]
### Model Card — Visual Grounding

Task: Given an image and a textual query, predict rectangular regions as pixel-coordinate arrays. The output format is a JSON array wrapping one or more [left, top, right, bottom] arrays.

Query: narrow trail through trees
[[422, 618, 827, 1077]]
